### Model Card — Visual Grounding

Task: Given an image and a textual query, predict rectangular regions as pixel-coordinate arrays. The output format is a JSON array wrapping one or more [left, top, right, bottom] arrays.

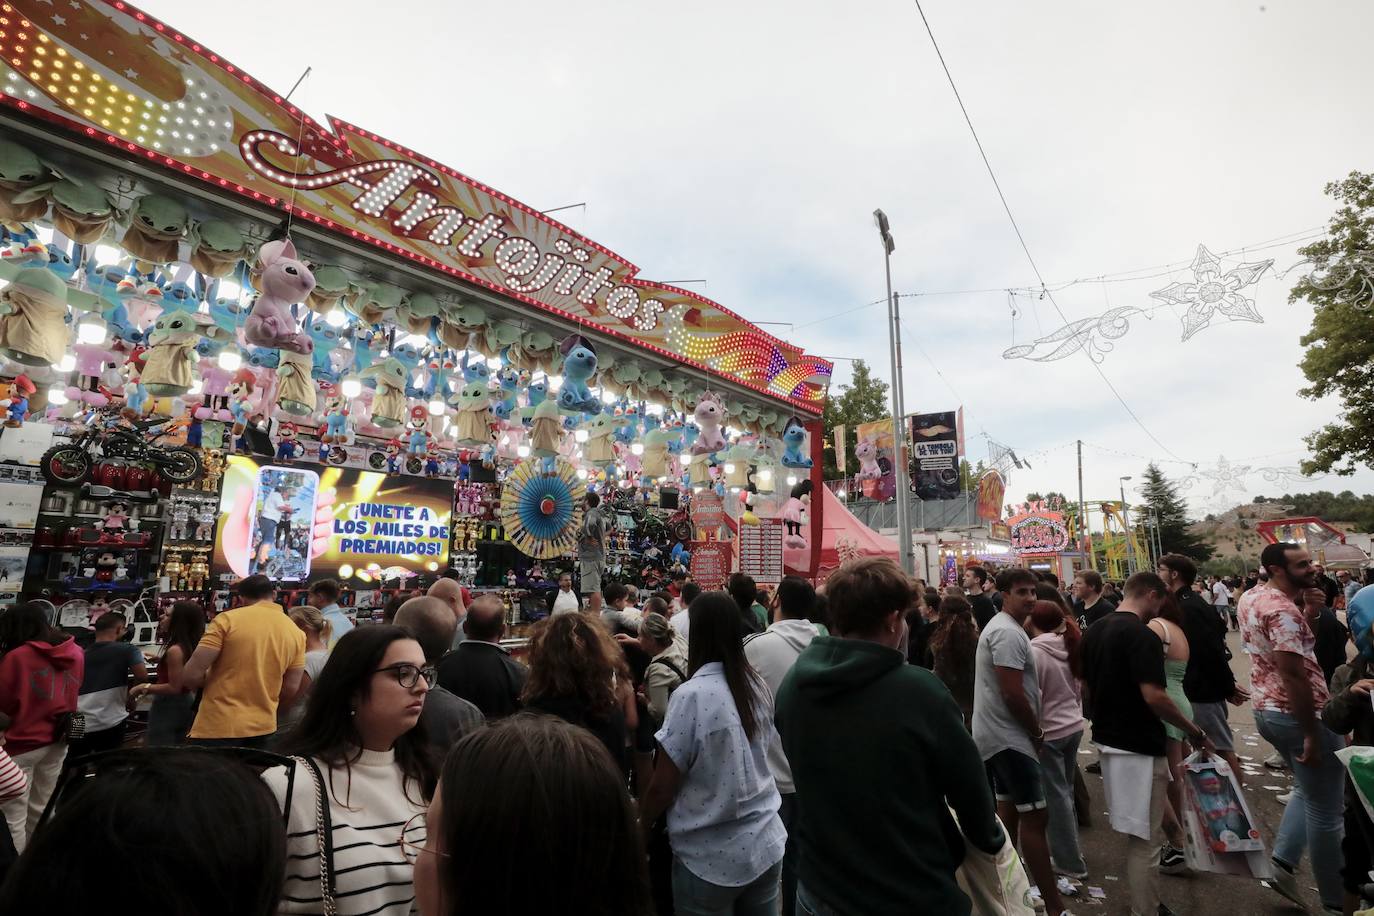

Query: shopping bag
[[1179, 751, 1272, 878], [953, 814, 1036, 916], [1337, 745, 1374, 823]]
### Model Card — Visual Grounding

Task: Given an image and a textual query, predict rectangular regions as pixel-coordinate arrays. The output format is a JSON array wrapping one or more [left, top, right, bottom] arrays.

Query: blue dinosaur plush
[[43, 244, 79, 282], [352, 326, 377, 376], [556, 334, 600, 415], [781, 419, 813, 468], [306, 315, 343, 382], [491, 366, 520, 421], [391, 340, 423, 372]]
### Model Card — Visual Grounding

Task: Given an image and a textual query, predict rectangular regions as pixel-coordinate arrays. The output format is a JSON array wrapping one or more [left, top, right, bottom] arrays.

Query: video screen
[[213, 456, 454, 585]]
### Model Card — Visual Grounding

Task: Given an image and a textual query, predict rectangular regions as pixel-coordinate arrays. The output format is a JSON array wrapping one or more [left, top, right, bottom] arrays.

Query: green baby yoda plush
[[449, 379, 492, 446], [120, 194, 190, 265], [360, 357, 409, 428], [0, 140, 58, 261], [187, 219, 252, 278], [11, 174, 116, 245], [398, 291, 440, 335], [306, 264, 355, 314], [484, 318, 523, 355], [142, 312, 225, 397], [0, 266, 71, 366], [506, 328, 556, 373], [639, 367, 666, 397], [437, 300, 485, 349], [276, 348, 317, 416], [347, 281, 406, 326], [580, 412, 631, 467]]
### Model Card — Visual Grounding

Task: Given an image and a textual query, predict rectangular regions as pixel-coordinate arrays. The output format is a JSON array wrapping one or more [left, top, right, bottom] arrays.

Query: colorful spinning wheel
[[500, 458, 586, 559]]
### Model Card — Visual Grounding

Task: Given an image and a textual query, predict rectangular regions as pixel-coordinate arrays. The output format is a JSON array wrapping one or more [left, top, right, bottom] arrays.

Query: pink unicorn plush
[[243, 238, 315, 354], [691, 392, 727, 456]]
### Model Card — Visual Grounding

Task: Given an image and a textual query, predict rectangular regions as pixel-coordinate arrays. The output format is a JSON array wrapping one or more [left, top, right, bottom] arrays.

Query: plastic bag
[[953, 814, 1036, 916]]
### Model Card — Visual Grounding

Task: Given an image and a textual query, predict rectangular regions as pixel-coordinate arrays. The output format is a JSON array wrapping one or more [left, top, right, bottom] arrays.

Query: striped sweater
[[262, 749, 427, 916], [0, 748, 26, 801]]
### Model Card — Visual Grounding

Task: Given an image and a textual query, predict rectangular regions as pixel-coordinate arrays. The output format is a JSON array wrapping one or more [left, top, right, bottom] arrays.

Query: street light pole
[[875, 209, 913, 575], [1119, 476, 1136, 576]]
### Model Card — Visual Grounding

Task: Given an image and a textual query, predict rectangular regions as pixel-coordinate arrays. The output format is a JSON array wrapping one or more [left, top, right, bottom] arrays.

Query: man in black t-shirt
[[1071, 569, 1116, 628], [962, 565, 997, 631], [1081, 572, 1213, 916]]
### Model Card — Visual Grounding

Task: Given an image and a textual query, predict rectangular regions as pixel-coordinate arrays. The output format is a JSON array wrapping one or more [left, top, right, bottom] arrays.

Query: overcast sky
[[138, 0, 1374, 516]]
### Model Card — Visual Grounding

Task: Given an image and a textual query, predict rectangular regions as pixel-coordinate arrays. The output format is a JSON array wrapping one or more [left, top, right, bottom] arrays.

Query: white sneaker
[[1264, 753, 1289, 771]]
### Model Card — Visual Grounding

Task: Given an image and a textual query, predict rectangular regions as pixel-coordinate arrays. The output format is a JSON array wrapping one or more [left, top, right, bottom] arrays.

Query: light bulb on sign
[[76, 317, 106, 344], [324, 308, 348, 328], [47, 386, 69, 406], [341, 377, 362, 399], [53, 353, 76, 373], [428, 399, 445, 416], [217, 350, 242, 371], [630, 442, 644, 456]]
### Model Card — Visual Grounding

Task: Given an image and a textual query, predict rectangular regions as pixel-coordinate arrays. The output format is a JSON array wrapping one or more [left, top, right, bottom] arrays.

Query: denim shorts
[[985, 748, 1047, 812]]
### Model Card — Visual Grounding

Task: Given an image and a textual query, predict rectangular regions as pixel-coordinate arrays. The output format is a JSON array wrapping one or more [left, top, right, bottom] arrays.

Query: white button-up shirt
[[655, 661, 786, 887]]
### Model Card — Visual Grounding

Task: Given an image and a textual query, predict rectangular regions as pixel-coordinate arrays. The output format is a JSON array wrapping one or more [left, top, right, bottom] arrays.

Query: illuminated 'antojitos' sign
[[1008, 512, 1071, 555]]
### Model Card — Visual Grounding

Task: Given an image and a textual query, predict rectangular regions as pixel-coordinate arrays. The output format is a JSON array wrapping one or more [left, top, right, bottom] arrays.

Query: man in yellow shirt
[[183, 575, 306, 748]]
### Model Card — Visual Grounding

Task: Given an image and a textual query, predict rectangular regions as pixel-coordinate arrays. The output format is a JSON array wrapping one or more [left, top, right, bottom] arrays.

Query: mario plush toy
[[275, 422, 300, 462], [0, 374, 36, 426]]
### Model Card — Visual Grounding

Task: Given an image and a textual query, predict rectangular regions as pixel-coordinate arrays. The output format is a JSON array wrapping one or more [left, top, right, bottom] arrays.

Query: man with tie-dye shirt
[[1239, 541, 1343, 912]]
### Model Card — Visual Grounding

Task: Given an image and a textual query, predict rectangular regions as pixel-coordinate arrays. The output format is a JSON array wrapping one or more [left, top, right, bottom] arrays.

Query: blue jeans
[[1254, 709, 1345, 909], [672, 857, 782, 916], [1038, 730, 1088, 876]]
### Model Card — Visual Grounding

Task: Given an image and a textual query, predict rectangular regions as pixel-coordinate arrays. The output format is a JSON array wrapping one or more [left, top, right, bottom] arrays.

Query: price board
[[691, 491, 726, 534], [738, 518, 784, 585], [689, 541, 733, 591]]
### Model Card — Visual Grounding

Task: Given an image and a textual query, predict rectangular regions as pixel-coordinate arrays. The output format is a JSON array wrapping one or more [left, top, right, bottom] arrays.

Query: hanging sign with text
[[738, 518, 785, 585]]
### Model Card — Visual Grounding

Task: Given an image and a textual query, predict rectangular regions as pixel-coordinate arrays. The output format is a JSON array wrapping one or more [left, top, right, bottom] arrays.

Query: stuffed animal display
[[244, 238, 315, 353]]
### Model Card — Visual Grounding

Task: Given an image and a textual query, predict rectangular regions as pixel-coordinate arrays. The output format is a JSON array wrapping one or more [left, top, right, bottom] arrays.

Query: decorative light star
[[1199, 456, 1251, 496], [1150, 245, 1274, 341]]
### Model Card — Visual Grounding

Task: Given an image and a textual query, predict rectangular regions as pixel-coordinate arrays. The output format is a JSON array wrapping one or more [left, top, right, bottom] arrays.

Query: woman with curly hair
[[521, 614, 636, 774], [929, 594, 979, 728]]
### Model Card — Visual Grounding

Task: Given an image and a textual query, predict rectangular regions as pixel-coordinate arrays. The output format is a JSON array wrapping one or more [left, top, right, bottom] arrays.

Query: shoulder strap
[[294, 756, 337, 915], [649, 656, 687, 683]]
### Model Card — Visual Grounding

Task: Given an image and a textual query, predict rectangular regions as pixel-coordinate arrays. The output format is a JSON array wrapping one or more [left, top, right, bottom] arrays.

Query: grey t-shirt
[[971, 611, 1040, 761], [577, 507, 607, 562], [420, 685, 485, 758]]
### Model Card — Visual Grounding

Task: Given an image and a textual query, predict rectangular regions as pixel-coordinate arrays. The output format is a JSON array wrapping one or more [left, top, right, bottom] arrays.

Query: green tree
[[1138, 463, 1215, 562], [821, 359, 890, 480], [1290, 171, 1374, 474], [958, 458, 988, 492]]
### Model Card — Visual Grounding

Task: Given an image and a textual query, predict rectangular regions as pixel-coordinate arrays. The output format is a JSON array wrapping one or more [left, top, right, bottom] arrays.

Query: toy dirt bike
[[41, 407, 202, 486]]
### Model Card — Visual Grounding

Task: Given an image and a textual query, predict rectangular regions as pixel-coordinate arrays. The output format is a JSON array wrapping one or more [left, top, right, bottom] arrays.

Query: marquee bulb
[[341, 377, 363, 399], [76, 317, 106, 344]]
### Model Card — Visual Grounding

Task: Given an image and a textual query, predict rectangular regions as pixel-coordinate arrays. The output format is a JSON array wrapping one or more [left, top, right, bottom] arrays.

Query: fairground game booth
[[0, 0, 831, 641]]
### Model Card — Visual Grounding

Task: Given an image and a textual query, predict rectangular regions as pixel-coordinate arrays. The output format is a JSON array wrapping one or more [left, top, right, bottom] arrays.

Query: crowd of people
[[1, 542, 1373, 915]]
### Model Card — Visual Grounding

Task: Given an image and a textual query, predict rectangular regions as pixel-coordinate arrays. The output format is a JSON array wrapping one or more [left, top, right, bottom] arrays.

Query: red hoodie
[[0, 637, 85, 755]]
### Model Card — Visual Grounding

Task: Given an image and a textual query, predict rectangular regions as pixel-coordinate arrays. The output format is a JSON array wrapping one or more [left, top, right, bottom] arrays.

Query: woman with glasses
[[263, 625, 437, 915], [638, 591, 786, 916], [131, 600, 206, 746], [409, 714, 652, 916]]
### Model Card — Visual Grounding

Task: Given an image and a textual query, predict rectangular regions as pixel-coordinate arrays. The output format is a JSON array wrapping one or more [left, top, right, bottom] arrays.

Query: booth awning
[[785, 483, 898, 580]]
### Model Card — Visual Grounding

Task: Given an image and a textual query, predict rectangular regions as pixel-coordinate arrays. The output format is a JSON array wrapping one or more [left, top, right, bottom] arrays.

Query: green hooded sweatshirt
[[776, 636, 1003, 915]]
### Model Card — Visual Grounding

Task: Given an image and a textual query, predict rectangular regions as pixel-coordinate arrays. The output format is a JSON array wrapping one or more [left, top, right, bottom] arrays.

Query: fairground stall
[[0, 0, 831, 641]]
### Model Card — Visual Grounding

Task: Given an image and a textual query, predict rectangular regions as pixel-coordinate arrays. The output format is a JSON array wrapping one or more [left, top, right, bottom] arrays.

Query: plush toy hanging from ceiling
[[720, 440, 757, 489], [437, 300, 485, 349], [506, 328, 557, 374], [557, 334, 601, 414], [641, 426, 674, 480], [781, 418, 814, 468], [0, 266, 73, 367], [692, 392, 727, 456], [397, 291, 440, 335], [489, 366, 522, 424], [855, 433, 883, 480], [244, 238, 315, 353], [484, 318, 523, 356], [688, 452, 712, 488], [12, 175, 116, 246], [187, 219, 252, 278], [359, 357, 408, 428], [782, 479, 813, 549], [142, 312, 227, 397], [306, 314, 344, 383], [609, 358, 642, 399], [347, 280, 405, 326], [524, 399, 564, 457], [638, 366, 666, 401], [0, 139, 56, 259], [117, 194, 191, 298], [305, 265, 355, 314], [580, 412, 630, 467], [276, 347, 317, 416], [450, 379, 494, 447]]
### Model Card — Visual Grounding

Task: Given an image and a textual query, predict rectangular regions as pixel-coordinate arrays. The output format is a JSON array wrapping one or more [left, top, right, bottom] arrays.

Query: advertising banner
[[213, 456, 452, 582], [910, 411, 962, 500], [975, 470, 1006, 522], [853, 418, 895, 502], [690, 541, 733, 591]]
